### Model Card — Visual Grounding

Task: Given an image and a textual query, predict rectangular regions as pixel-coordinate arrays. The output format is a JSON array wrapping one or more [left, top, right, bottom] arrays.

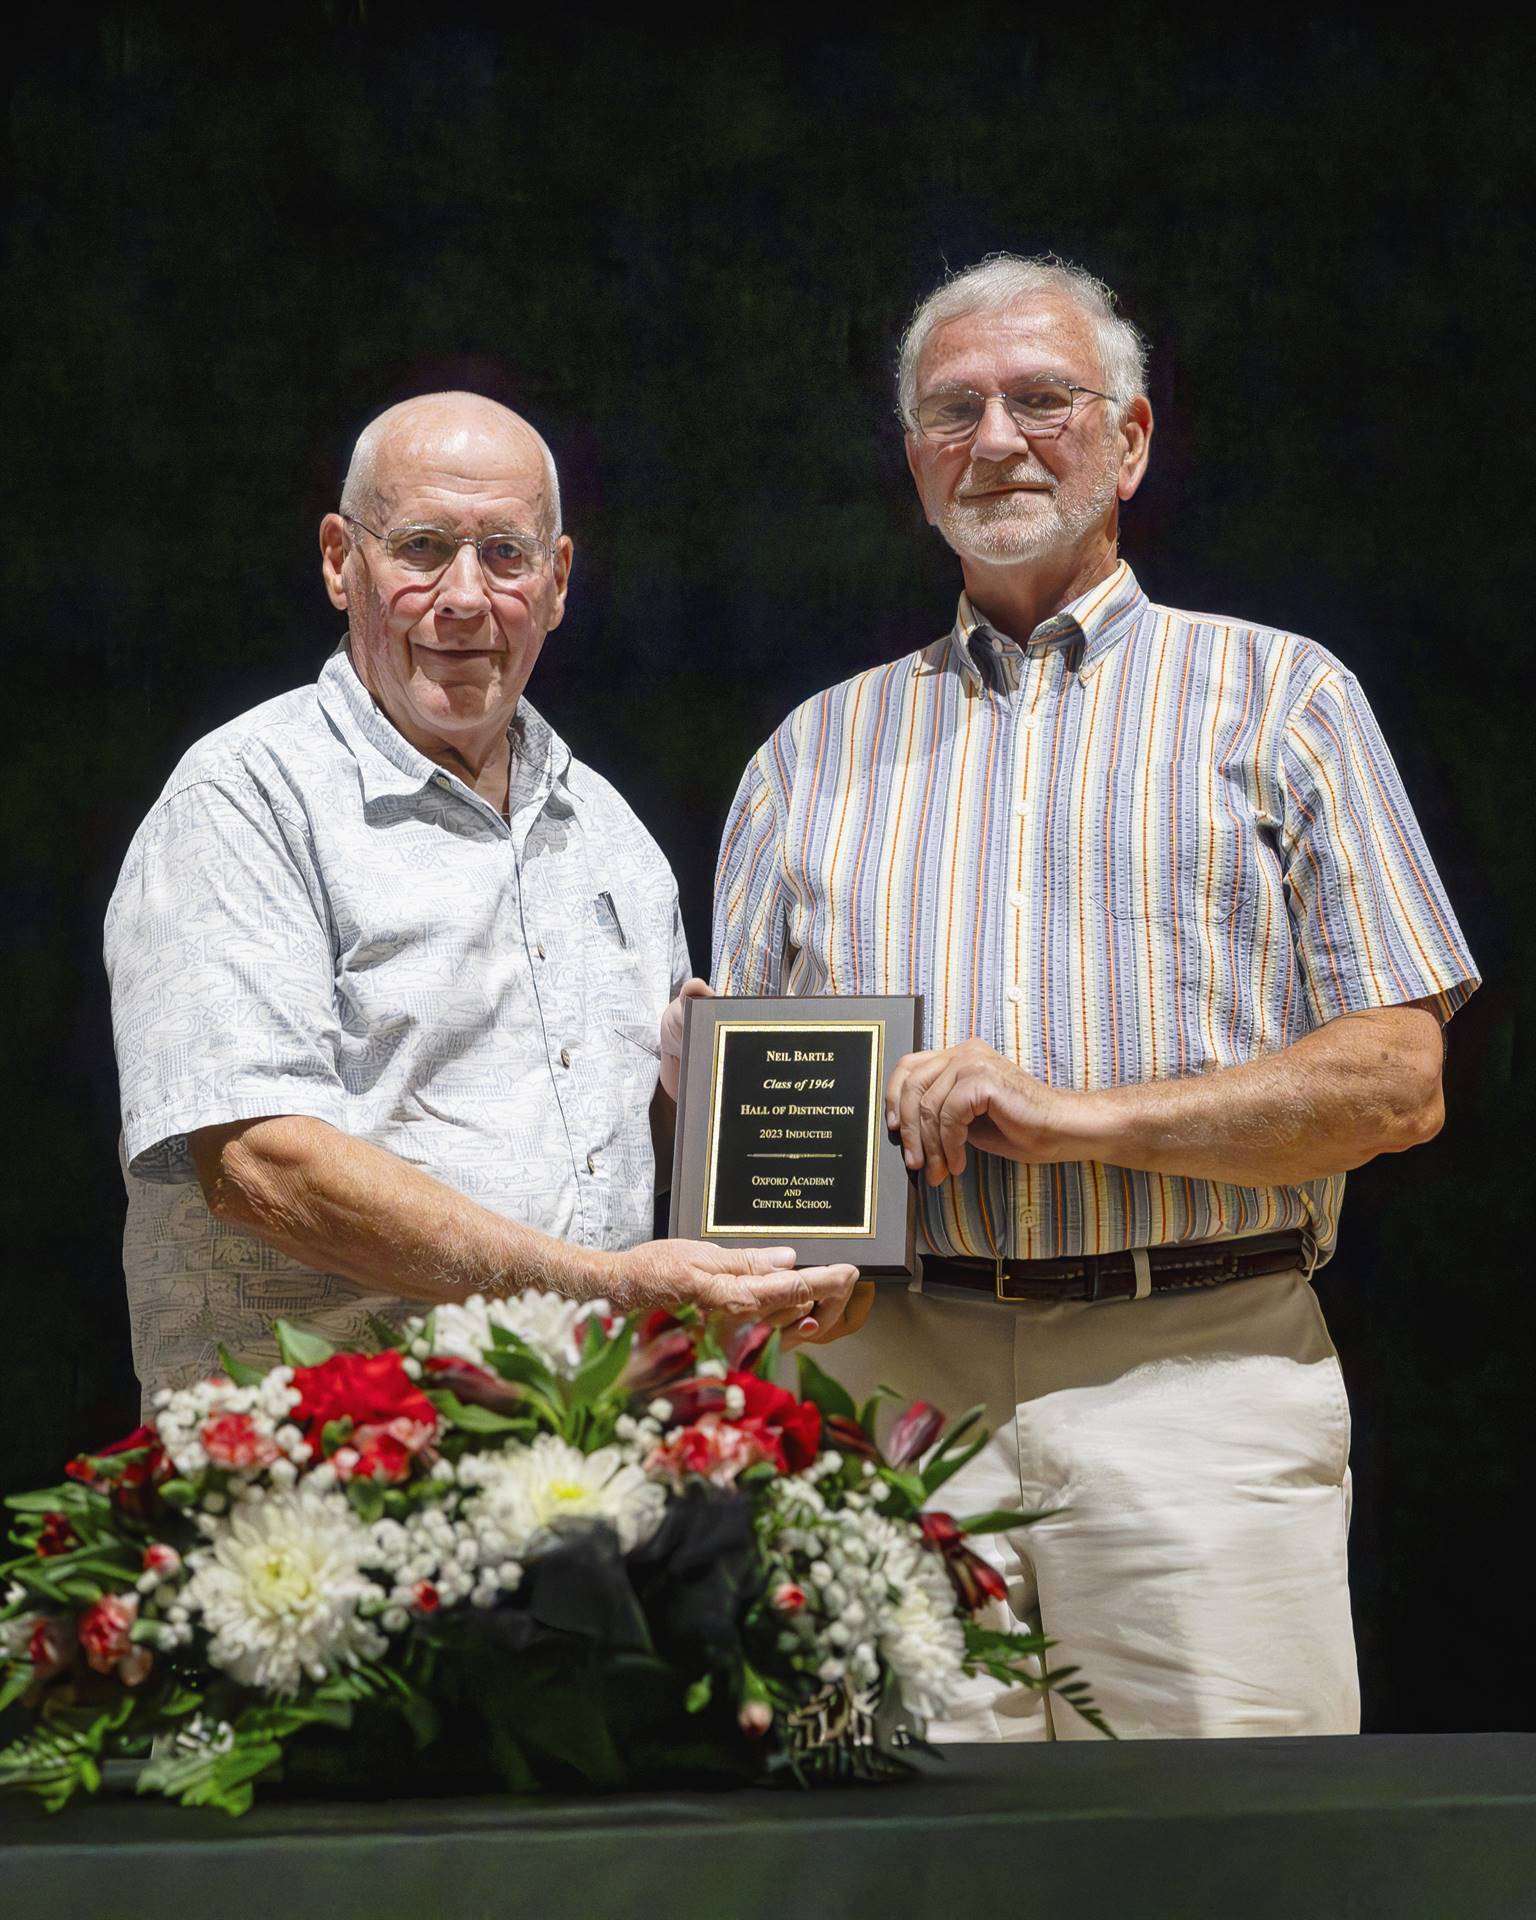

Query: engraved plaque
[[669, 995, 921, 1277]]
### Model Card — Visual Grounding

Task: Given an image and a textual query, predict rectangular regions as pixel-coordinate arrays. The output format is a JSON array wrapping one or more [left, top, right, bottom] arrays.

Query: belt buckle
[[995, 1254, 1031, 1304]]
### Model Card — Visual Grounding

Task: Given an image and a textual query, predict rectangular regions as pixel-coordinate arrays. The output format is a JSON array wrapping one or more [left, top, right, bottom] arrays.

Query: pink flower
[[118, 1644, 154, 1688], [887, 1400, 945, 1468], [201, 1411, 280, 1471], [772, 1582, 807, 1614], [78, 1592, 139, 1676], [412, 1581, 441, 1614], [28, 1616, 74, 1680], [142, 1542, 182, 1578], [646, 1414, 776, 1488]]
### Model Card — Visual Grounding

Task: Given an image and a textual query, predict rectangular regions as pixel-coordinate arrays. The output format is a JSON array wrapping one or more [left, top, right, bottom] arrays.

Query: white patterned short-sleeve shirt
[[106, 649, 688, 1403]]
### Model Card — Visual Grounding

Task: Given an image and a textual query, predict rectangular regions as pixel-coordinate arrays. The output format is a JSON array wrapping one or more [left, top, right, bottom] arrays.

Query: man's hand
[[888, 1040, 1076, 1186], [604, 1237, 861, 1339], [660, 977, 715, 1102]]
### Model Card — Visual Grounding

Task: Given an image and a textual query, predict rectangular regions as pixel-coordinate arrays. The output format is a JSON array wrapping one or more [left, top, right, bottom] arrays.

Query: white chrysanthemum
[[875, 1533, 967, 1722], [458, 1433, 665, 1559], [184, 1481, 386, 1694], [428, 1291, 609, 1378]]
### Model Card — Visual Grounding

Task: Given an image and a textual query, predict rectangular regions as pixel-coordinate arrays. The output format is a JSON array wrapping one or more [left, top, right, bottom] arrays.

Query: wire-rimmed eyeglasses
[[904, 377, 1118, 443], [342, 514, 551, 584]]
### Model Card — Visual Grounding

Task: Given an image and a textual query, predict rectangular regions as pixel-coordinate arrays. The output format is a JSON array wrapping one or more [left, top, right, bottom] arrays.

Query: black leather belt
[[920, 1230, 1309, 1304]]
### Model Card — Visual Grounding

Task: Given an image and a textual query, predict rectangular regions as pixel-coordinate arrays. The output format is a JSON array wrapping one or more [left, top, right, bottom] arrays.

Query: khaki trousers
[[822, 1267, 1359, 1740]]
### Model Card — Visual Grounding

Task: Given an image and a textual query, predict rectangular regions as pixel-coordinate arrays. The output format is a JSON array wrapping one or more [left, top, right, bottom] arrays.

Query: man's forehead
[[919, 299, 1102, 385], [372, 431, 549, 520]]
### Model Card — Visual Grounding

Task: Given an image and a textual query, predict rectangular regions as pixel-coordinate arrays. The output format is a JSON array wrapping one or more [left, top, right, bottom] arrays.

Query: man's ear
[[1116, 397, 1154, 503], [544, 534, 575, 632], [319, 513, 350, 610]]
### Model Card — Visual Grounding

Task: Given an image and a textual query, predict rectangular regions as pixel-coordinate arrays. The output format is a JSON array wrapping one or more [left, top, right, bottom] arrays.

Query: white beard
[[937, 456, 1120, 567]]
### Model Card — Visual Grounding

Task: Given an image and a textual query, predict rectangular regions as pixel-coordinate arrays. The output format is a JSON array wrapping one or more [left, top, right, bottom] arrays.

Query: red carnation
[[78, 1592, 139, 1676], [201, 1411, 280, 1471], [412, 1580, 441, 1614], [291, 1351, 439, 1481], [29, 1616, 74, 1681]]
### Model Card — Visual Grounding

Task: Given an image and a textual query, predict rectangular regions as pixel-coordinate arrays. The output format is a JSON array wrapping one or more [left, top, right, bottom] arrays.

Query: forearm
[[1057, 1006, 1446, 1185], [190, 1115, 611, 1305]]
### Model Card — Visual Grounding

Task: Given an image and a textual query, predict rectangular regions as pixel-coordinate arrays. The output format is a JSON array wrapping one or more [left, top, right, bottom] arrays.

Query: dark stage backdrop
[[3, 12, 1530, 1732]]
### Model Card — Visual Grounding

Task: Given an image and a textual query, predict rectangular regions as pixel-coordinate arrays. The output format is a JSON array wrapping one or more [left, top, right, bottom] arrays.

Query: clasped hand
[[886, 1038, 1084, 1186]]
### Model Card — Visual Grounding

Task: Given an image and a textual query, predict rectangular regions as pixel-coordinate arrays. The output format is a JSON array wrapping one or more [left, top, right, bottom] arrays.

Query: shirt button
[[433, 772, 450, 788], [1013, 800, 1030, 818], [1008, 889, 1025, 909], [1005, 984, 1024, 1004], [559, 1047, 572, 1068], [586, 1150, 598, 1174]]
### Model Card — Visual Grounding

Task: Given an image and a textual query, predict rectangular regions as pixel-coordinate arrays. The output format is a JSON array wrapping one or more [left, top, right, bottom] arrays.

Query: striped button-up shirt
[[712, 562, 1478, 1264]]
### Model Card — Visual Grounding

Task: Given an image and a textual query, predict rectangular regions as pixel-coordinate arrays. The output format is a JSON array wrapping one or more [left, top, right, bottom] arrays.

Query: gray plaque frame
[[668, 994, 922, 1278]]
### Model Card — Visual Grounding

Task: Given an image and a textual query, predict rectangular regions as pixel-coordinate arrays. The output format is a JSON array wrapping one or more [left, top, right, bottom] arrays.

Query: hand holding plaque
[[668, 995, 922, 1279]]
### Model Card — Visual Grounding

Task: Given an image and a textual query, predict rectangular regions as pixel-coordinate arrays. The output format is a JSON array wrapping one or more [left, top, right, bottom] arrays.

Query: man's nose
[[435, 541, 491, 616], [970, 394, 1031, 465]]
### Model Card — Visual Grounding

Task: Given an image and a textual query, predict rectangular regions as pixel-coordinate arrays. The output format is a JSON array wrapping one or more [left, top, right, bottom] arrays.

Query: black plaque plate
[[668, 995, 921, 1277]]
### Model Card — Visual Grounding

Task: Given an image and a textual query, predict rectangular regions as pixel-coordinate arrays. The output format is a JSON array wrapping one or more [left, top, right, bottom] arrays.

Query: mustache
[[955, 461, 1057, 496]]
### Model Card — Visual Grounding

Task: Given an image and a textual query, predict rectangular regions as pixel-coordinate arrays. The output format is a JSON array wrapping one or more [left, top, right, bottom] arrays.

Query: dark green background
[[3, 11, 1529, 1730]]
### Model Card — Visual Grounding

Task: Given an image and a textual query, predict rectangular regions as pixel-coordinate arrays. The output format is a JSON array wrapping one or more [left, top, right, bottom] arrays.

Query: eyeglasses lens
[[916, 379, 1074, 440], [382, 531, 540, 581]]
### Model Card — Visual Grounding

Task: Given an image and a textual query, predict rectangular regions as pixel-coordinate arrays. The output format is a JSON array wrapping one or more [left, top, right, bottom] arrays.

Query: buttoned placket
[[435, 760, 599, 1243]]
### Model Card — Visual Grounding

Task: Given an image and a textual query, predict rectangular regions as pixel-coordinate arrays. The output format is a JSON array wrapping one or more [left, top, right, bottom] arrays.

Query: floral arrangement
[[0, 1295, 1106, 1814]]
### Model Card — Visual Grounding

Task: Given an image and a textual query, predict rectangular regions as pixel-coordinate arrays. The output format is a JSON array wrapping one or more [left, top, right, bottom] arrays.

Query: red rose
[[291, 1351, 439, 1475], [78, 1592, 139, 1676], [201, 1411, 280, 1471], [36, 1511, 78, 1558], [727, 1372, 822, 1473]]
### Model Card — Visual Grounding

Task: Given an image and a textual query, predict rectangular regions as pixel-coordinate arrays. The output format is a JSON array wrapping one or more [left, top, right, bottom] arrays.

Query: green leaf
[[953, 1508, 1055, 1535], [0, 1664, 31, 1714], [795, 1352, 857, 1423], [569, 1321, 634, 1409], [920, 1427, 990, 1496], [346, 1477, 386, 1525], [683, 1674, 713, 1714], [321, 1417, 355, 1456], [216, 1345, 266, 1388], [365, 1314, 409, 1351], [426, 1390, 527, 1434], [755, 1329, 782, 1382], [6, 1484, 95, 1515], [879, 1468, 927, 1508], [273, 1320, 336, 1369], [158, 1478, 200, 1508]]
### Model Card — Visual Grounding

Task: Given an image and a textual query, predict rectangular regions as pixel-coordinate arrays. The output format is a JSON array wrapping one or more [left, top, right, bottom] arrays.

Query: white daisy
[[874, 1530, 967, 1722], [428, 1291, 610, 1379], [184, 1480, 386, 1694], [457, 1433, 665, 1560]]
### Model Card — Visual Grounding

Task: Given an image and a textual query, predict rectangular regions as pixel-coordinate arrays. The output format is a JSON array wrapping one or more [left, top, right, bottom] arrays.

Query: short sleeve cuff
[[123, 1084, 348, 1184]]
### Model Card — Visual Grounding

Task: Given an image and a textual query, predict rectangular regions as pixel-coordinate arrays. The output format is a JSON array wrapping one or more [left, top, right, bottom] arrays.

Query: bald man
[[105, 393, 858, 1405]]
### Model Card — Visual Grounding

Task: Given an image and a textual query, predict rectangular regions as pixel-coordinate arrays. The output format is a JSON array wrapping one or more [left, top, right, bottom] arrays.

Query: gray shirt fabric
[[106, 649, 688, 1404]]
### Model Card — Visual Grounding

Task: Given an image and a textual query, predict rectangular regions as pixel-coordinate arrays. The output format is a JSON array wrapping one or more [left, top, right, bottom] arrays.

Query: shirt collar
[[949, 559, 1146, 687], [316, 647, 576, 814]]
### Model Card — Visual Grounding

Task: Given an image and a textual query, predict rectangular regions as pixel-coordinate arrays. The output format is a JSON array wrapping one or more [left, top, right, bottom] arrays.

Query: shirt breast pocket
[[586, 883, 659, 1055], [1106, 772, 1255, 926]]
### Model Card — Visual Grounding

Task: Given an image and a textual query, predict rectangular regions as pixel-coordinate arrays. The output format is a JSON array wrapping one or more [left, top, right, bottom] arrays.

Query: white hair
[[896, 254, 1148, 427], [340, 392, 563, 537]]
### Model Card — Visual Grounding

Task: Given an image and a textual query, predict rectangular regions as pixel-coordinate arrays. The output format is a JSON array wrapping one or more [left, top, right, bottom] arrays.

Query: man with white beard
[[710, 256, 1478, 1739]]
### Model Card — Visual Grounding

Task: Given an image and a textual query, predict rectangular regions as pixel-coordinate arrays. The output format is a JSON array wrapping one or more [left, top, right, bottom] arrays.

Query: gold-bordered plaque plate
[[702, 1020, 883, 1235]]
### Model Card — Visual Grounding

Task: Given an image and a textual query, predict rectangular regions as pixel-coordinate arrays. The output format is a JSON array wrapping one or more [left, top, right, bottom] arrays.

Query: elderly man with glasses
[[106, 391, 859, 1407], [711, 257, 1479, 1739]]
